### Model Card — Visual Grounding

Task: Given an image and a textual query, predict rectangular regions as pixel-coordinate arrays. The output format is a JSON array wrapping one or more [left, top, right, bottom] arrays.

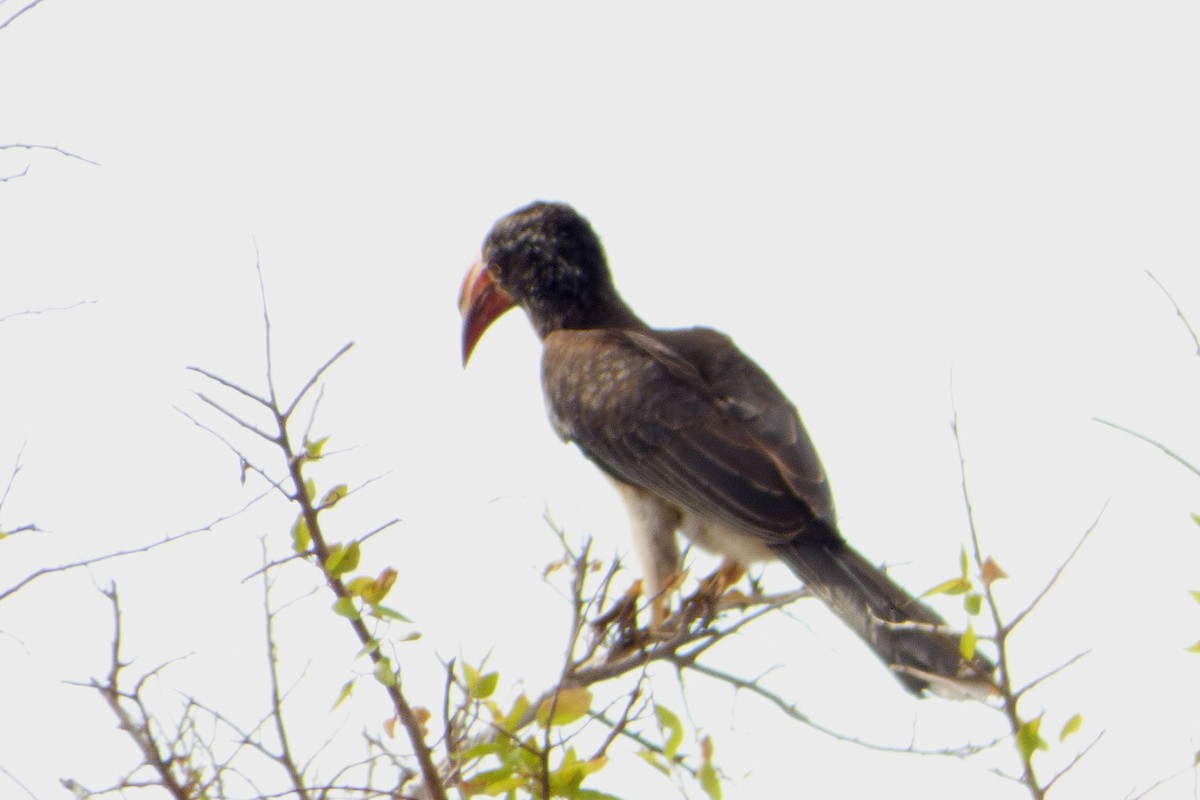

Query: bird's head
[[459, 201, 626, 365]]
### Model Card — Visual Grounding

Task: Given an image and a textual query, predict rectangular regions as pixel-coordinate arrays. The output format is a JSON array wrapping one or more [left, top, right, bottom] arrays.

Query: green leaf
[[964, 592, 983, 616], [655, 704, 684, 760], [959, 623, 977, 660], [464, 663, 500, 700], [473, 672, 499, 700], [291, 515, 311, 553], [1185, 640, 1200, 654], [331, 679, 355, 711], [464, 767, 520, 795], [373, 657, 397, 687], [1016, 717, 1048, 762], [959, 546, 969, 578], [332, 596, 359, 620], [698, 762, 722, 800], [1190, 590, 1200, 605], [368, 604, 411, 623], [325, 540, 360, 577], [362, 567, 398, 605], [536, 687, 591, 728], [340, 540, 361, 573], [325, 544, 346, 574], [1191, 511, 1200, 527], [320, 483, 349, 510], [305, 435, 330, 460], [356, 638, 382, 658], [923, 576, 972, 597], [503, 694, 531, 731], [516, 737, 542, 773], [303, 477, 317, 503], [1059, 713, 1083, 742], [347, 576, 374, 597], [548, 747, 598, 796]]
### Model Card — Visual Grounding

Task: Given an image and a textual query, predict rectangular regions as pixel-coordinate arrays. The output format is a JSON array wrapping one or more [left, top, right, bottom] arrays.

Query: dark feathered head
[[459, 201, 641, 364]]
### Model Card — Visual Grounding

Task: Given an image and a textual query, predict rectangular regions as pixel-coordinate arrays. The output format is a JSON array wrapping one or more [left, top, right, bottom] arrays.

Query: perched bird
[[459, 201, 995, 698]]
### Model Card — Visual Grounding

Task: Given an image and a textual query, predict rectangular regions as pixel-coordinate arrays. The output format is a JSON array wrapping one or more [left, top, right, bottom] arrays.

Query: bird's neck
[[532, 294, 648, 338]]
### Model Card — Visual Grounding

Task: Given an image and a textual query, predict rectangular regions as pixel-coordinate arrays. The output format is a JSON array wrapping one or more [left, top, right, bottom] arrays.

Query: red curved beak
[[459, 259, 516, 366]]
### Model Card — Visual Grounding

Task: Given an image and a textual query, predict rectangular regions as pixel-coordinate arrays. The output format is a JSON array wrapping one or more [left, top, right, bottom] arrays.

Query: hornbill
[[458, 201, 995, 698]]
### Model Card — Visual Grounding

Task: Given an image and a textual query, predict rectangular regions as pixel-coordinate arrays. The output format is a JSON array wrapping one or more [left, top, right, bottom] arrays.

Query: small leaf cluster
[[452, 663, 612, 799], [924, 547, 1006, 661], [637, 704, 721, 800], [926, 541, 1088, 789]]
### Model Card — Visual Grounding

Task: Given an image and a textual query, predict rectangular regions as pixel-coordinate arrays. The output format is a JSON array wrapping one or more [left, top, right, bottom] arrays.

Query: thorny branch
[[0, 141, 100, 180], [0, 490, 272, 603], [187, 258, 446, 799], [73, 587, 202, 799], [952, 402, 1102, 799], [0, 1, 52, 34], [0, 298, 97, 324]]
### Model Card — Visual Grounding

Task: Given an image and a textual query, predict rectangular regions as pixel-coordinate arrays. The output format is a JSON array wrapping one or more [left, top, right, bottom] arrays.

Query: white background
[[1, 2, 1199, 798]]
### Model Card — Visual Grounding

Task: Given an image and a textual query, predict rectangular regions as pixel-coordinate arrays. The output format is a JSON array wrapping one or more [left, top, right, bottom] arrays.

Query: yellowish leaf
[[959, 623, 978, 660], [320, 483, 349, 509], [699, 762, 722, 800], [332, 596, 359, 620], [656, 704, 684, 760], [923, 576, 972, 597], [363, 567, 398, 605], [331, 679, 355, 711], [374, 658, 397, 687], [1016, 717, 1048, 762], [1060, 713, 1083, 742], [291, 515, 311, 553], [536, 686, 591, 728]]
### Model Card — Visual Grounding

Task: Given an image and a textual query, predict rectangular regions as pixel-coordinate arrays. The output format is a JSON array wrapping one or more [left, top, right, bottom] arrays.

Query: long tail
[[772, 526, 995, 698]]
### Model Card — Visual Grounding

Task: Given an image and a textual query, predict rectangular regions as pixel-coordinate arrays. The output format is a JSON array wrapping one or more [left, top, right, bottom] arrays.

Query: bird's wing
[[542, 326, 834, 543]]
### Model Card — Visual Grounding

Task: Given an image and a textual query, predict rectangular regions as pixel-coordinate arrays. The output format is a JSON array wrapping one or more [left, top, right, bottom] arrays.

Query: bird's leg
[[610, 481, 684, 635], [646, 569, 688, 633]]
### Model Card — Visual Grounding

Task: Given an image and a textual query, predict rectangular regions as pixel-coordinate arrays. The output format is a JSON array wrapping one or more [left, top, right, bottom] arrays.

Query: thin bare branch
[[0, 763, 37, 800], [0, 442, 24, 503], [0, 140, 97, 164], [1147, 271, 1200, 360], [0, 164, 29, 182], [173, 404, 290, 498], [687, 660, 1001, 758], [0, 298, 97, 323], [951, 398, 1042, 795], [1007, 506, 1106, 634], [252, 242, 279, 408], [282, 342, 356, 420], [1042, 731, 1104, 795], [186, 365, 272, 408], [0, 492, 266, 602], [258, 540, 310, 800], [1013, 650, 1093, 701], [1095, 417, 1200, 480], [193, 391, 279, 444], [1123, 763, 1197, 800]]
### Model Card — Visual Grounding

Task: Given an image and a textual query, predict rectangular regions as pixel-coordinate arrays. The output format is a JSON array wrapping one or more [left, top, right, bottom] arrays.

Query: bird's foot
[[681, 559, 752, 625], [593, 579, 653, 661]]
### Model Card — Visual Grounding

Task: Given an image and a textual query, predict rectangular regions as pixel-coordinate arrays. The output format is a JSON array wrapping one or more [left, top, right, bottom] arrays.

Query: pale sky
[[2, 2, 1199, 799]]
